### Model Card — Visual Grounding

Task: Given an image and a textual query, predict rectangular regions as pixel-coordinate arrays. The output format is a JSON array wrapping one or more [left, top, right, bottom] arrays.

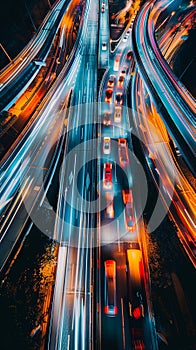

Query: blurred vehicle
[[107, 74, 116, 87], [103, 162, 112, 189], [102, 112, 111, 125], [105, 192, 114, 219], [117, 75, 124, 87], [102, 42, 107, 50], [118, 138, 129, 166], [126, 246, 145, 320], [103, 137, 111, 154], [122, 189, 133, 204], [121, 66, 127, 77], [125, 202, 136, 231], [104, 260, 118, 316], [126, 50, 133, 60], [115, 92, 123, 105], [105, 89, 113, 103], [114, 106, 122, 123], [122, 189, 135, 231], [114, 53, 121, 71]]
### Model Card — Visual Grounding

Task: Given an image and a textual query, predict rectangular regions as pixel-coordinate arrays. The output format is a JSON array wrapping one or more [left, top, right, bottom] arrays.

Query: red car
[[103, 162, 112, 189], [105, 89, 113, 103], [117, 75, 124, 87], [122, 189, 133, 204]]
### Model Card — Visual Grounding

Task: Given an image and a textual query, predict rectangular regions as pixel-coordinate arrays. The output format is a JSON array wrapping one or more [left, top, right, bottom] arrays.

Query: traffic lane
[[135, 73, 196, 251], [0, 0, 73, 112], [133, 2, 196, 175], [0, 0, 66, 85], [0, 100, 64, 214], [0, 111, 65, 237], [100, 242, 132, 350], [101, 238, 151, 349]]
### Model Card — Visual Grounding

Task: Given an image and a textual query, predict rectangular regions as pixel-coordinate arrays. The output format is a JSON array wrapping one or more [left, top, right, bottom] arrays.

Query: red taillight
[[104, 305, 118, 315], [133, 307, 142, 320]]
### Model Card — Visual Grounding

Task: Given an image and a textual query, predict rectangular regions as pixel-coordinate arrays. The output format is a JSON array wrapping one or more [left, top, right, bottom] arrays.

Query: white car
[[103, 137, 111, 154], [102, 42, 107, 50], [105, 192, 114, 219], [114, 106, 122, 123]]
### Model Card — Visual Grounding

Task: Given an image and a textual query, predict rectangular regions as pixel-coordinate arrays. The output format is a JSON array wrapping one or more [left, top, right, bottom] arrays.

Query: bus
[[126, 244, 146, 349], [126, 244, 145, 319], [104, 260, 118, 316]]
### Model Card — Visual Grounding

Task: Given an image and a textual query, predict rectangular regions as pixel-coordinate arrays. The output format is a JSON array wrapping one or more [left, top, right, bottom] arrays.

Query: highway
[[132, 0, 196, 176], [48, 0, 98, 348], [0, 0, 72, 112], [131, 1, 196, 265], [132, 72, 196, 265], [0, 0, 65, 88], [0, 0, 81, 159], [95, 15, 158, 350], [0, 0, 195, 349]]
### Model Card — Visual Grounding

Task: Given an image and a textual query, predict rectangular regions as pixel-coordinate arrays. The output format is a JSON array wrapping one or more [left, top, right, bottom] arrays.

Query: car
[[118, 138, 129, 167], [104, 260, 118, 316], [114, 53, 121, 71], [120, 66, 127, 77], [122, 189, 133, 204], [126, 248, 145, 320], [115, 92, 123, 105], [125, 202, 136, 231], [103, 137, 111, 154], [107, 74, 116, 87], [123, 36, 127, 42], [101, 2, 105, 12], [117, 75, 124, 87], [114, 106, 122, 123], [105, 192, 114, 219], [102, 42, 107, 50], [126, 50, 133, 60], [105, 89, 113, 103], [102, 112, 111, 125], [103, 162, 112, 189]]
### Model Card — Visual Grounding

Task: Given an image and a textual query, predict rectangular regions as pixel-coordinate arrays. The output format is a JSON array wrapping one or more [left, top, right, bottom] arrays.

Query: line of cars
[[102, 107, 122, 125], [102, 138, 129, 184], [105, 63, 129, 106], [102, 66, 133, 225], [103, 242, 146, 349], [102, 162, 136, 233]]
